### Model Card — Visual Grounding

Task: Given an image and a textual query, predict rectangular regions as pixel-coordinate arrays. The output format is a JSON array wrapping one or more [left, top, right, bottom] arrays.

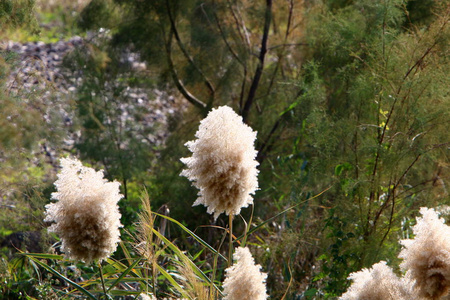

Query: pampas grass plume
[[181, 106, 259, 220], [399, 207, 450, 299], [339, 261, 409, 300], [222, 247, 268, 300], [139, 294, 156, 300], [44, 157, 123, 262]]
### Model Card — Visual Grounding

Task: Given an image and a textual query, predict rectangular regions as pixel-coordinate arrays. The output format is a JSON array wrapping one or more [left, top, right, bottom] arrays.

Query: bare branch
[[241, 0, 272, 123], [166, 0, 215, 99], [264, 0, 296, 99], [163, 29, 207, 110], [227, 0, 251, 50], [256, 117, 281, 163]]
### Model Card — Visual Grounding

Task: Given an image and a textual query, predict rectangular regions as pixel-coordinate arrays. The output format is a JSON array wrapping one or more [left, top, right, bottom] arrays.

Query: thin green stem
[[228, 214, 234, 267], [211, 229, 228, 299], [98, 261, 108, 299], [239, 214, 248, 248], [152, 260, 157, 297], [242, 204, 254, 248]]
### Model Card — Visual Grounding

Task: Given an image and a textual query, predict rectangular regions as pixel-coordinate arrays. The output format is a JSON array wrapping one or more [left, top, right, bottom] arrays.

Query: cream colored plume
[[339, 261, 410, 300], [222, 247, 268, 300], [181, 106, 259, 220], [139, 294, 156, 300], [399, 207, 450, 299], [44, 157, 123, 262]]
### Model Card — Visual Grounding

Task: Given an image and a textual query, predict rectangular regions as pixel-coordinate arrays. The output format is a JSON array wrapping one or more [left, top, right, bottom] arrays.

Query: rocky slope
[[2, 36, 187, 167]]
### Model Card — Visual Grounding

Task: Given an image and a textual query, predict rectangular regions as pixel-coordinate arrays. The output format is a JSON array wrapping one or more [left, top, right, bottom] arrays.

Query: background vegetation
[[0, 0, 449, 298]]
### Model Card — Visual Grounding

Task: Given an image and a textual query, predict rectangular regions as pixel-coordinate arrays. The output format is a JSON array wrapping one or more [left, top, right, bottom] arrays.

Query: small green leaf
[[304, 288, 318, 298]]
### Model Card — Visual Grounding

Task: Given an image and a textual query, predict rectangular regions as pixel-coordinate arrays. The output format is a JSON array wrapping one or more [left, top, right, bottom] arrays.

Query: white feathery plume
[[222, 247, 268, 300], [44, 157, 123, 262], [339, 261, 410, 300], [399, 207, 450, 299], [181, 106, 259, 220]]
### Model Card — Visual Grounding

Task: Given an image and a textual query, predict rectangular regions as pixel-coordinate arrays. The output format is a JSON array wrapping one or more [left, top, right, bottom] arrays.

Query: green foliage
[[77, 0, 121, 32], [290, 0, 450, 296], [406, 0, 438, 25], [0, 0, 38, 35], [1, 27, 65, 250]]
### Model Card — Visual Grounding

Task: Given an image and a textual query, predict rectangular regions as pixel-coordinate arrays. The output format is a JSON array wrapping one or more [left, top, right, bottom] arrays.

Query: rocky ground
[[2, 36, 187, 168]]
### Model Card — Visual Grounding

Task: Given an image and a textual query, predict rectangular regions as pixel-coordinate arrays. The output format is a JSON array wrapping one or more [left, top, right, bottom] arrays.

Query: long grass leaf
[[151, 228, 224, 297], [152, 212, 227, 262], [106, 257, 127, 272], [120, 241, 133, 265], [192, 249, 204, 261], [107, 258, 142, 292], [156, 264, 190, 299], [21, 253, 64, 260], [106, 257, 148, 286], [24, 255, 97, 300]]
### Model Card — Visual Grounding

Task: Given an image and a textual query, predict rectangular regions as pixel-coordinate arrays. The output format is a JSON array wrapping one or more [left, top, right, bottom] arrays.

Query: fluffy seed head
[[139, 294, 156, 300], [44, 157, 123, 262], [181, 106, 259, 220], [339, 261, 410, 300], [222, 247, 268, 300], [399, 207, 450, 299]]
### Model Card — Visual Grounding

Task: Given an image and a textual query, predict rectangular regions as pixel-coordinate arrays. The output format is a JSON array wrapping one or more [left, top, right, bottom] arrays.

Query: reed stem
[[98, 261, 108, 299], [228, 214, 233, 267]]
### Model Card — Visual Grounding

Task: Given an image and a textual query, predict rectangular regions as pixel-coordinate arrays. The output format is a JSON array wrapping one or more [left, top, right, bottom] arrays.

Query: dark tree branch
[[375, 153, 422, 245], [166, 0, 216, 100], [163, 30, 207, 110], [241, 0, 272, 123], [264, 0, 295, 99]]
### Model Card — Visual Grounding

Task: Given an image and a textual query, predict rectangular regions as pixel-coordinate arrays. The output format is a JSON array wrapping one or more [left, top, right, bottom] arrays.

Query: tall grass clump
[[21, 105, 268, 299]]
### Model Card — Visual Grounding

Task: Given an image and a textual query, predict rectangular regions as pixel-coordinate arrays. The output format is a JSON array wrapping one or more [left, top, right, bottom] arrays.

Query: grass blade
[[151, 228, 224, 297], [156, 264, 190, 299], [107, 258, 142, 292], [21, 253, 64, 260], [152, 212, 227, 262], [24, 254, 97, 300]]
